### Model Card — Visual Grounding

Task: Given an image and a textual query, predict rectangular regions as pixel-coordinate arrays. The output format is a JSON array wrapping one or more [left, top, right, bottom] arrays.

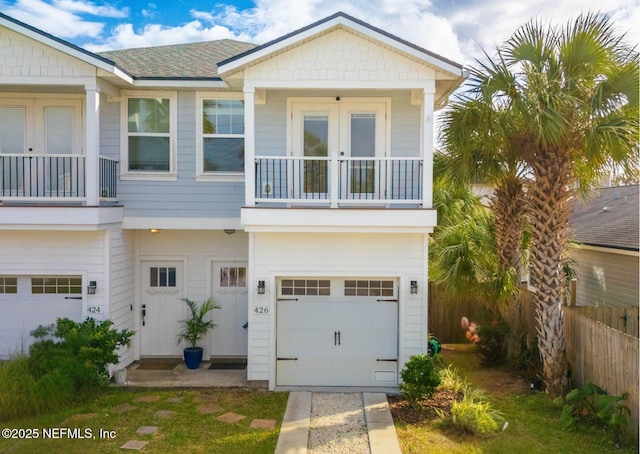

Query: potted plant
[[177, 297, 221, 369]]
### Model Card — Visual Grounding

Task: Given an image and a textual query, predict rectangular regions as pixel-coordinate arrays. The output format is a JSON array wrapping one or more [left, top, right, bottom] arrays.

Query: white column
[[421, 84, 435, 208], [244, 87, 256, 207], [85, 85, 100, 206]]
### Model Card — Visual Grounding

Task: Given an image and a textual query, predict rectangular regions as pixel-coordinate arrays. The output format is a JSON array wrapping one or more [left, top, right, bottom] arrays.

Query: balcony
[[254, 156, 423, 207], [0, 154, 118, 203]]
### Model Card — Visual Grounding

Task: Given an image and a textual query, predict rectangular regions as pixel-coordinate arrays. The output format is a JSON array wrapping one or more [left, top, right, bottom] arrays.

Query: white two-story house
[[0, 12, 465, 389]]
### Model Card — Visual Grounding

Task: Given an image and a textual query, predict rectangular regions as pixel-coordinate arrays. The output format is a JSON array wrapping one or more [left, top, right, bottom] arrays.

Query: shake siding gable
[[244, 28, 436, 84], [0, 27, 95, 79]]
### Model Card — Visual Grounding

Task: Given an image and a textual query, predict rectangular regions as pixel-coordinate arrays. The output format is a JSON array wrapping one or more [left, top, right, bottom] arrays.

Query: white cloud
[[1, 0, 637, 61]]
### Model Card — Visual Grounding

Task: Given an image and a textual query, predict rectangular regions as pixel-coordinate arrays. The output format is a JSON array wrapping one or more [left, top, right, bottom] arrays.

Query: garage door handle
[[376, 299, 398, 302], [377, 358, 397, 362], [65, 296, 82, 300], [277, 357, 298, 361]]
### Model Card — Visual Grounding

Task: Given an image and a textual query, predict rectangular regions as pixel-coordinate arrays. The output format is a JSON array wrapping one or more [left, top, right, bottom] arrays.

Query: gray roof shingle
[[98, 39, 257, 79], [570, 185, 639, 251]]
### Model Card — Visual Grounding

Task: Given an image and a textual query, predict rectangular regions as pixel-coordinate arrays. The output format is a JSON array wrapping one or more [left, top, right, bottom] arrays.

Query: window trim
[[195, 92, 245, 182], [120, 91, 178, 181]]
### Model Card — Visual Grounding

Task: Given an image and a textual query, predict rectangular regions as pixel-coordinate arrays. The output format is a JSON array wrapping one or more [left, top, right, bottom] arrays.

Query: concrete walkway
[[275, 392, 402, 454]]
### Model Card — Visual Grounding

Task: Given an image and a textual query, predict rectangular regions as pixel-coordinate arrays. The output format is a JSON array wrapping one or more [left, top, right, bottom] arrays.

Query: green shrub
[[450, 387, 506, 435], [554, 382, 630, 445], [476, 320, 507, 366], [400, 354, 441, 403]]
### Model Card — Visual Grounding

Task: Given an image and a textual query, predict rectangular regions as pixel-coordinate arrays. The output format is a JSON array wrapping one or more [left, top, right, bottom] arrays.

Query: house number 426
[[253, 307, 269, 314]]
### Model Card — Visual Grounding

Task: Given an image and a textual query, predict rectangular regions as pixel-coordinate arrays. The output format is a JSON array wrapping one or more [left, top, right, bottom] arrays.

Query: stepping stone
[[121, 440, 149, 450], [154, 410, 176, 419], [115, 403, 137, 414], [166, 396, 183, 403], [197, 403, 223, 414], [136, 426, 159, 435], [194, 394, 217, 403], [136, 395, 160, 402], [250, 419, 276, 429], [217, 412, 246, 423]]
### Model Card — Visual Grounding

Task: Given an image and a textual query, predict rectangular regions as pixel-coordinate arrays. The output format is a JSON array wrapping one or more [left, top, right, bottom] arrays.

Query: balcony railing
[[255, 156, 423, 206], [0, 154, 118, 202]]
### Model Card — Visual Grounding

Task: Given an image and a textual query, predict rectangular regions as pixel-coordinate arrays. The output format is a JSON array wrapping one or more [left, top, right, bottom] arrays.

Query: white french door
[[290, 98, 388, 200], [0, 98, 82, 196], [211, 262, 248, 356]]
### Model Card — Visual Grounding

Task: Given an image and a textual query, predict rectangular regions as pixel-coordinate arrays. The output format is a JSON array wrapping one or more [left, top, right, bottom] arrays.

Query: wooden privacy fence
[[564, 307, 639, 440], [565, 306, 638, 338]]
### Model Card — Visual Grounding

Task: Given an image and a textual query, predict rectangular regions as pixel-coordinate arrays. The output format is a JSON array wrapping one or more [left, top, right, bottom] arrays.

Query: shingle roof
[[98, 39, 257, 79], [570, 185, 639, 251]]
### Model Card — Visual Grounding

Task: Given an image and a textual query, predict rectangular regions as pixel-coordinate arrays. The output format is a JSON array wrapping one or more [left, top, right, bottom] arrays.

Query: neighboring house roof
[[570, 185, 639, 251], [98, 40, 257, 80]]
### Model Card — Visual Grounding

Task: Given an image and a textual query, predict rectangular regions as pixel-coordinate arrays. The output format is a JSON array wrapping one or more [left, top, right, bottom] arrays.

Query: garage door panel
[[276, 277, 399, 387]]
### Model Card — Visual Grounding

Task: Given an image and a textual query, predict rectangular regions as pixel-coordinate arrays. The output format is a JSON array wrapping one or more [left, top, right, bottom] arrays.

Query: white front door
[[140, 261, 184, 356], [276, 278, 398, 386], [290, 99, 388, 199], [212, 262, 248, 356]]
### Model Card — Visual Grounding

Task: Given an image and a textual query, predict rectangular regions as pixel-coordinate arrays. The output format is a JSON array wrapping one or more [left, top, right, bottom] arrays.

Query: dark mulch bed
[[388, 389, 463, 424]]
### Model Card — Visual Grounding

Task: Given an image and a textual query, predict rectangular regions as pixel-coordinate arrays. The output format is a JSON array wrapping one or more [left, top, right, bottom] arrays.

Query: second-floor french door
[[289, 98, 388, 200], [0, 98, 83, 197]]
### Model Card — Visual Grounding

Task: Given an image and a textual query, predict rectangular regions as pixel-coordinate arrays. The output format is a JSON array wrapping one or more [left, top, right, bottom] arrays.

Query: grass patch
[[392, 345, 637, 453], [0, 388, 288, 453]]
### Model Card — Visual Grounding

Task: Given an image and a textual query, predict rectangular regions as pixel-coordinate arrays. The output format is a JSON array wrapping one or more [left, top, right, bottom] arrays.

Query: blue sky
[[1, 0, 638, 64]]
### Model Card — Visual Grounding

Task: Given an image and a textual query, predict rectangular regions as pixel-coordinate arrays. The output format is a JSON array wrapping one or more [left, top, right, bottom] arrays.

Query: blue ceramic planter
[[183, 347, 204, 369]]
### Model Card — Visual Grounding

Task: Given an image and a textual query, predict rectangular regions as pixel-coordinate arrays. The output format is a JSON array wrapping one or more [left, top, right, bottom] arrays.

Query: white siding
[[0, 231, 106, 358], [245, 28, 436, 83], [572, 248, 639, 308], [108, 228, 136, 369], [0, 27, 95, 79], [247, 232, 428, 385]]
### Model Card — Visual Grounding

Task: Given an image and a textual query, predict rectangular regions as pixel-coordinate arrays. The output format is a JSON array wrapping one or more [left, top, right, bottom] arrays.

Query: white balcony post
[[421, 84, 435, 208], [85, 84, 100, 206], [330, 151, 339, 207], [244, 87, 256, 207]]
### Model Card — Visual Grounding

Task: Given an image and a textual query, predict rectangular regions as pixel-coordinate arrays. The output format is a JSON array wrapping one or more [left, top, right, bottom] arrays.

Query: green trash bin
[[427, 337, 441, 356]]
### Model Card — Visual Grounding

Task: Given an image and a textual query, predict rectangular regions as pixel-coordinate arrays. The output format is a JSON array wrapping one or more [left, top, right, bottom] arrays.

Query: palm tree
[[443, 13, 639, 395], [438, 87, 530, 362]]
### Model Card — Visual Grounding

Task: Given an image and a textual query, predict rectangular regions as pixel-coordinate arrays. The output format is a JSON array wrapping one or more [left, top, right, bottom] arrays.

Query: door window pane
[[150, 267, 177, 288], [350, 113, 376, 194], [219, 267, 247, 288], [44, 107, 73, 154], [0, 107, 25, 153], [303, 114, 329, 193]]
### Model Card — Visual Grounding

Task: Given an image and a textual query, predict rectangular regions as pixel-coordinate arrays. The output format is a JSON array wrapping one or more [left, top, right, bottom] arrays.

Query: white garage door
[[276, 278, 398, 387]]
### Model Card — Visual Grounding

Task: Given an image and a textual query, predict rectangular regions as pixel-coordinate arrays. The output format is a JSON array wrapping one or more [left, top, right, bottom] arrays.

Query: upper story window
[[196, 94, 244, 181], [121, 92, 177, 180]]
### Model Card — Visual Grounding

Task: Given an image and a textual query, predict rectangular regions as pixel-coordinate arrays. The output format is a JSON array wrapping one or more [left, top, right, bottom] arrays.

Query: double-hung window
[[196, 94, 244, 181], [121, 92, 177, 179]]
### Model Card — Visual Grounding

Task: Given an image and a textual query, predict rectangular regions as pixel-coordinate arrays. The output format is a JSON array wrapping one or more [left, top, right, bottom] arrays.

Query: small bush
[[400, 354, 441, 403], [450, 387, 506, 435], [476, 320, 507, 366], [30, 318, 134, 388], [554, 382, 630, 445]]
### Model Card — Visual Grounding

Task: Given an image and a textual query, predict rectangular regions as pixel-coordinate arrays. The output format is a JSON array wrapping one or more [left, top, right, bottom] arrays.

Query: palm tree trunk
[[528, 156, 572, 396], [490, 178, 527, 363]]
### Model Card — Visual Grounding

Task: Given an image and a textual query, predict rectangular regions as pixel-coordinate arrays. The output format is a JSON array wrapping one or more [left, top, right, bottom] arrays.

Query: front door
[[211, 262, 249, 356], [140, 261, 184, 356], [290, 99, 387, 200]]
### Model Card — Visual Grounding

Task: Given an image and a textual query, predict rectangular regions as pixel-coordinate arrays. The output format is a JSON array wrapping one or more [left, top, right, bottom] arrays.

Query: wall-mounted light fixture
[[224, 229, 236, 235], [257, 280, 266, 295], [149, 228, 162, 234], [87, 280, 97, 295], [410, 280, 418, 294]]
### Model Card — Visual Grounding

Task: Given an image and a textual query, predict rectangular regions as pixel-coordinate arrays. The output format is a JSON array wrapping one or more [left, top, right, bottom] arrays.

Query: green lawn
[[394, 345, 637, 454], [0, 388, 288, 453]]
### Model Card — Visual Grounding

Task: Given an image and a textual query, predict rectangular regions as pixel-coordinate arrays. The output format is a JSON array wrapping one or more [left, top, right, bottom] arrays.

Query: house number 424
[[253, 306, 269, 314]]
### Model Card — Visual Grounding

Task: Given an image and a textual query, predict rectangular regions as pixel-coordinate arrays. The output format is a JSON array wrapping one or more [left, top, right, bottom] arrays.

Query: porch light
[[149, 228, 162, 234], [87, 281, 97, 295], [410, 280, 418, 294], [224, 229, 236, 235], [257, 280, 266, 295]]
